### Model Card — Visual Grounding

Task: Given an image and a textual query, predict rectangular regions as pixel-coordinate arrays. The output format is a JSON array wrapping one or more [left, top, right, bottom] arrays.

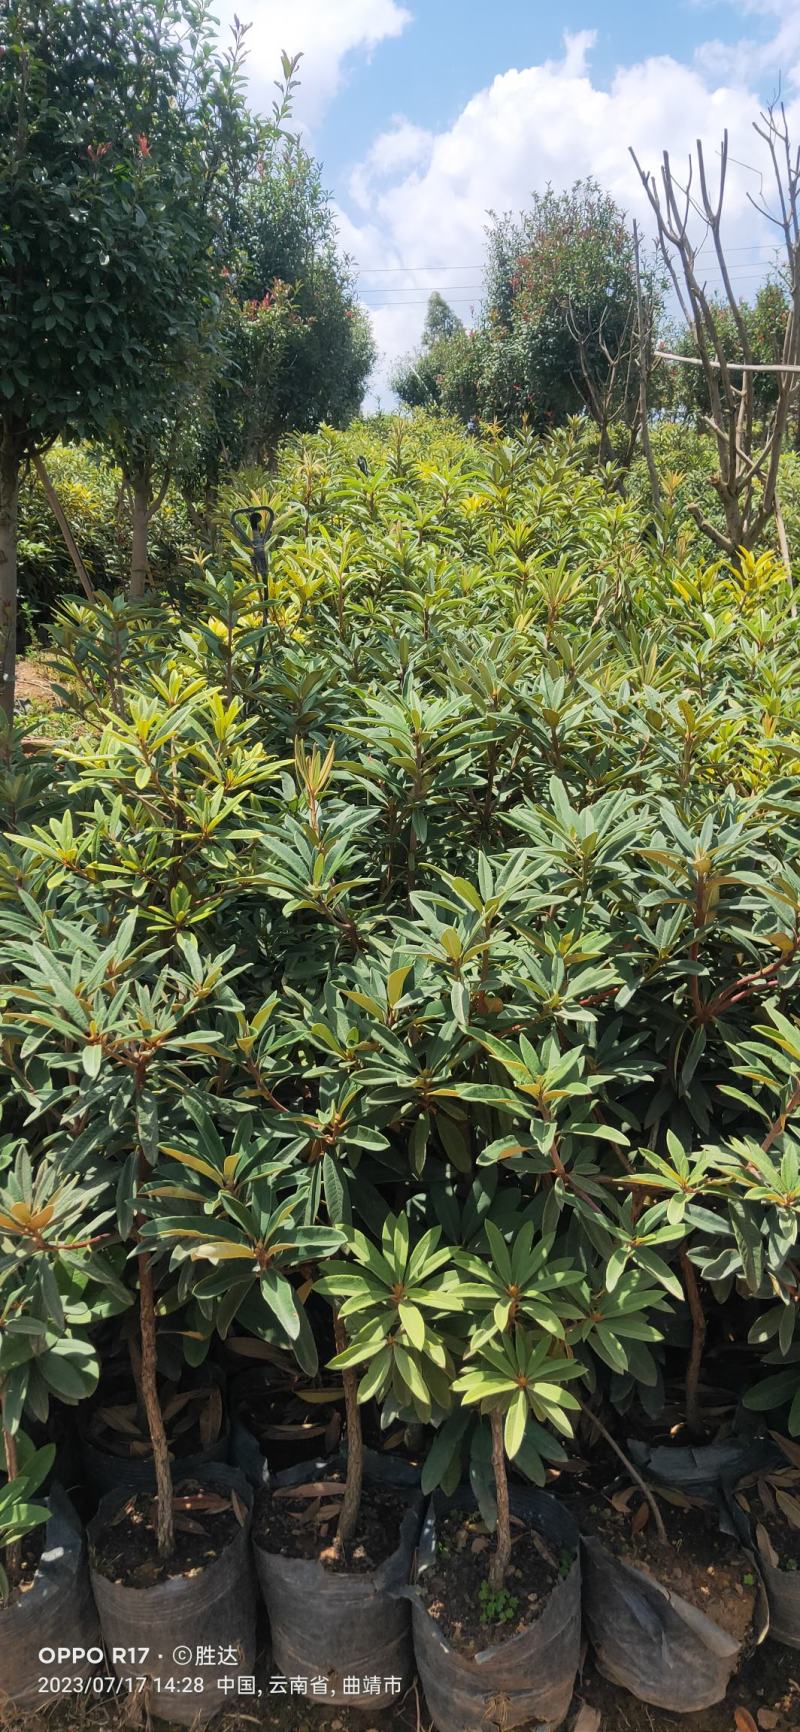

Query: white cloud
[[349, 118, 434, 210], [341, 29, 800, 407], [214, 0, 412, 129]]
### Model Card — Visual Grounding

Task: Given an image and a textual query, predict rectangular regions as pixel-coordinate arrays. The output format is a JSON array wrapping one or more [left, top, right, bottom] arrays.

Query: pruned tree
[[631, 104, 800, 561], [633, 219, 662, 514], [564, 292, 639, 468]]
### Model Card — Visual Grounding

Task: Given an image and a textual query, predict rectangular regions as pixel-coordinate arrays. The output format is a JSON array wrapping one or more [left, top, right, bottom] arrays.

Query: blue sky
[[216, 0, 800, 402], [313, 3, 765, 184]]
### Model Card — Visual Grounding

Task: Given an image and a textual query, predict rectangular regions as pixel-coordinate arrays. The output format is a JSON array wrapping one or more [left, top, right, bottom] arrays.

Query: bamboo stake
[[33, 456, 96, 601]]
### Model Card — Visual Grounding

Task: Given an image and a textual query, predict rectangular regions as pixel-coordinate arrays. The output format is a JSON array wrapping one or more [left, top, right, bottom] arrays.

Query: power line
[[358, 282, 777, 309], [357, 286, 484, 296], [352, 242, 781, 275]]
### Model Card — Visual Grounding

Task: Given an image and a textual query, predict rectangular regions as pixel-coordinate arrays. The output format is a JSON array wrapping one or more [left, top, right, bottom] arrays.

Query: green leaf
[[259, 1269, 300, 1341], [82, 1042, 102, 1078], [504, 1388, 528, 1459], [399, 1302, 426, 1350]]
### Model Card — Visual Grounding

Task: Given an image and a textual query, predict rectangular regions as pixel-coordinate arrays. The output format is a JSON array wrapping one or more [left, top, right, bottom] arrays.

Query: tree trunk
[[129, 477, 150, 600], [137, 1248, 174, 1560], [633, 221, 661, 515], [333, 1311, 362, 1554], [0, 429, 20, 726], [488, 1408, 512, 1594]]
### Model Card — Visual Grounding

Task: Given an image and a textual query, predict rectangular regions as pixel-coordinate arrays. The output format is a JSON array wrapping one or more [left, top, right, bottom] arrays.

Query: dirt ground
[[15, 656, 63, 712]]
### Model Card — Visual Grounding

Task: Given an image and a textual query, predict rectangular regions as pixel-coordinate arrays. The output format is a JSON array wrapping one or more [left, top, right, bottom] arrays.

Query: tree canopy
[[0, 0, 263, 706], [181, 138, 376, 493], [393, 181, 660, 456]]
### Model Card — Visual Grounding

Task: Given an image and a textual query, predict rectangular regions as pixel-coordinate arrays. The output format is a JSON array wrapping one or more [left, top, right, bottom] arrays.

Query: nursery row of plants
[[4, 416, 800, 1726]]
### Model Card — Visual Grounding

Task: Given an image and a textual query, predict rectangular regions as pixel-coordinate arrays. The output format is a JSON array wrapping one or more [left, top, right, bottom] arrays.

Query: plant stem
[[129, 474, 150, 600], [127, 1317, 145, 1423], [333, 1310, 362, 1554], [2, 1420, 21, 1587], [137, 1247, 174, 1560], [0, 426, 20, 726], [680, 1248, 707, 1438], [577, 1397, 668, 1545], [488, 1408, 512, 1594]]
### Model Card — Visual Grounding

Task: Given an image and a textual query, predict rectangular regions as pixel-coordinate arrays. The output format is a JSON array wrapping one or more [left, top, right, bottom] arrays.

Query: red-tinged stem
[[488, 1408, 512, 1593], [680, 1248, 706, 1438], [138, 1247, 174, 1560], [332, 1311, 362, 1556], [2, 1415, 21, 1587]]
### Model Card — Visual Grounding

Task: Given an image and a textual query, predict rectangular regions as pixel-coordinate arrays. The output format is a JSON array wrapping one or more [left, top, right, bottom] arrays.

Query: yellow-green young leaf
[[160, 1147, 223, 1185], [82, 1042, 102, 1078], [387, 965, 412, 1007], [504, 1388, 528, 1459], [399, 1302, 426, 1350], [344, 990, 384, 1018], [250, 998, 277, 1034], [191, 1243, 255, 1261], [447, 876, 483, 911]]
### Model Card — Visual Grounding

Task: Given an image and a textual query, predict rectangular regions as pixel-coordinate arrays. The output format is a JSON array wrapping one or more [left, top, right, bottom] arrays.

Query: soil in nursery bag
[[584, 1487, 756, 1641], [406, 1488, 581, 1732], [2, 1526, 45, 1602], [252, 1456, 421, 1709], [570, 1479, 763, 1712], [88, 1465, 256, 1727], [0, 1486, 101, 1711], [253, 1466, 407, 1570], [416, 1506, 571, 1658], [90, 1477, 242, 1587], [577, 1634, 800, 1732]]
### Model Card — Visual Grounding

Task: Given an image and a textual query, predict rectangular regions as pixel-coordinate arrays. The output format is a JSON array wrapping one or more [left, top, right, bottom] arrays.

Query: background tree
[[0, 0, 266, 712], [392, 293, 482, 419], [103, 24, 285, 600], [422, 291, 464, 348], [180, 136, 375, 511], [664, 281, 792, 431], [479, 181, 661, 456]]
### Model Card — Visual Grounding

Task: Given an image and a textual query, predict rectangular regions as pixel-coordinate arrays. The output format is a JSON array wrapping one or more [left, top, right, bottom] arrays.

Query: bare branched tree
[[631, 103, 800, 561], [564, 295, 640, 469], [633, 219, 662, 514]]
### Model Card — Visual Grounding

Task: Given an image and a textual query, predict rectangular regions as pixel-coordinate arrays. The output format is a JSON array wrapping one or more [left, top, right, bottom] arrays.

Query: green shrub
[[17, 444, 192, 641], [4, 414, 800, 1544]]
